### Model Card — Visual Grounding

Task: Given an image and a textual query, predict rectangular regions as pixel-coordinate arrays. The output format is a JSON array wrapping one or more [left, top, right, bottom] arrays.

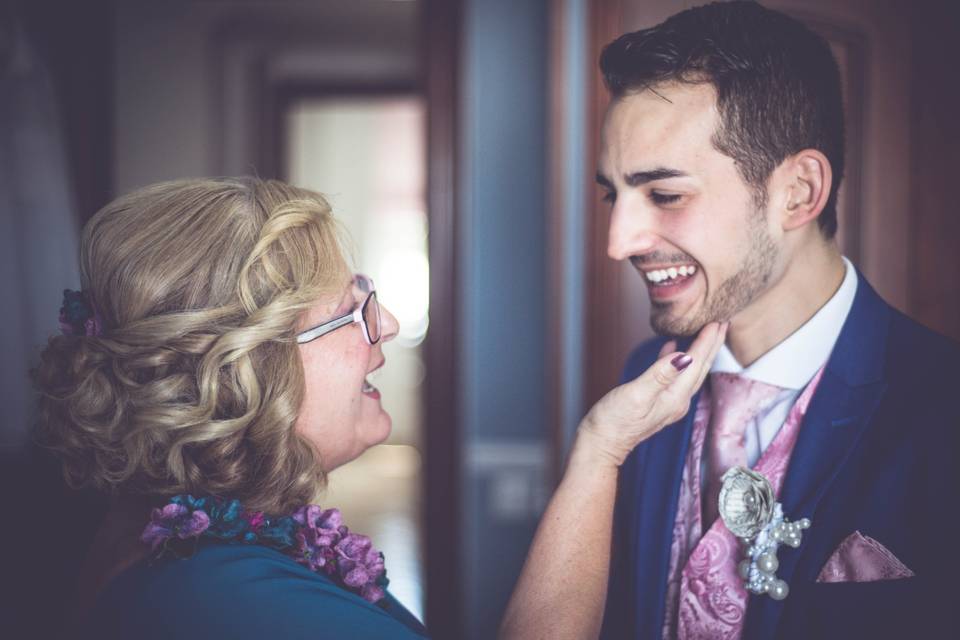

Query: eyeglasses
[[295, 274, 381, 345]]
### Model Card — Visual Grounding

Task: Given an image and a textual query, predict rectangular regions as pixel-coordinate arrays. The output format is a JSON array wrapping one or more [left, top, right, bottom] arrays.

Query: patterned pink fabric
[[816, 531, 915, 583], [702, 374, 788, 527], [660, 368, 825, 640]]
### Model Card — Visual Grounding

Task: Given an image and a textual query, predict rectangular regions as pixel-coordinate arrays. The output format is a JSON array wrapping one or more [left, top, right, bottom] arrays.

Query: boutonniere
[[718, 467, 811, 601]]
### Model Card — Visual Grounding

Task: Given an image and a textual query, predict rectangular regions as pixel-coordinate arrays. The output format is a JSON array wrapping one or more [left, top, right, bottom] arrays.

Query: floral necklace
[[141, 495, 389, 604]]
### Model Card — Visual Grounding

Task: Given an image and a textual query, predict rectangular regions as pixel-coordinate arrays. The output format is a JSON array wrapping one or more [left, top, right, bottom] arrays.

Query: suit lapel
[[630, 391, 699, 638], [744, 272, 892, 638]]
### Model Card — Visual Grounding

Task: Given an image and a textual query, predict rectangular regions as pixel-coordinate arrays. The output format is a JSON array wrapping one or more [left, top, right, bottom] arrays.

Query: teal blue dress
[[85, 543, 430, 639]]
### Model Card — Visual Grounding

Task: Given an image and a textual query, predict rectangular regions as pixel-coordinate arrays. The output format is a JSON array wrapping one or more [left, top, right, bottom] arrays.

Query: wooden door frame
[[543, 0, 624, 481], [421, 0, 463, 636], [583, 0, 627, 412]]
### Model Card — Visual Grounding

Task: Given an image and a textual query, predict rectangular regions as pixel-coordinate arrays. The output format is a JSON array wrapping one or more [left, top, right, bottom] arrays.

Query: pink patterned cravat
[[664, 368, 825, 640], [702, 373, 786, 527]]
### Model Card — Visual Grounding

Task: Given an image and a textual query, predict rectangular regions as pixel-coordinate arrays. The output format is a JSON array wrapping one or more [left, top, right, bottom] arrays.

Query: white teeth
[[644, 264, 697, 284], [362, 379, 376, 393]]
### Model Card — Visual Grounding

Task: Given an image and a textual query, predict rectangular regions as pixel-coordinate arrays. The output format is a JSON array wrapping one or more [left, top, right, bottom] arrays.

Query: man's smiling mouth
[[643, 264, 697, 285]]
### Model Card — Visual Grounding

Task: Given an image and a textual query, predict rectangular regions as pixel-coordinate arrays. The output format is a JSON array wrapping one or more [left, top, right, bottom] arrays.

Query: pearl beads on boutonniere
[[719, 467, 812, 601]]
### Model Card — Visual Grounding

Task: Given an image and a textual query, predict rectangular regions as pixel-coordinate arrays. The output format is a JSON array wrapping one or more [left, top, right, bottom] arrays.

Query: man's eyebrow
[[595, 167, 689, 189], [624, 168, 688, 186]]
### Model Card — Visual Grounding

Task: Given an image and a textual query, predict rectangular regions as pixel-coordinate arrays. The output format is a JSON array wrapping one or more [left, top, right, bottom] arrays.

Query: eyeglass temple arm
[[295, 312, 358, 344]]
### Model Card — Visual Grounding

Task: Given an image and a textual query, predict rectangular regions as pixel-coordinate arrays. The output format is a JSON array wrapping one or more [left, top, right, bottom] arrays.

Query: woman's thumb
[[645, 352, 693, 390]]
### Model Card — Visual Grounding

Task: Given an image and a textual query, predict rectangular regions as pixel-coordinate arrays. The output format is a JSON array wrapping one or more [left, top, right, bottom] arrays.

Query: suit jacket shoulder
[[751, 277, 960, 639]]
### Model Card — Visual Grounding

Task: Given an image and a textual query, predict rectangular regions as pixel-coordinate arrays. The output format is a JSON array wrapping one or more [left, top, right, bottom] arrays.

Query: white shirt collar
[[711, 256, 858, 389]]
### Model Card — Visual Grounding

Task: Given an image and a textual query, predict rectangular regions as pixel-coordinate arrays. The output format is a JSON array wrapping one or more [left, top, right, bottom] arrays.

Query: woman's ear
[[777, 149, 833, 231]]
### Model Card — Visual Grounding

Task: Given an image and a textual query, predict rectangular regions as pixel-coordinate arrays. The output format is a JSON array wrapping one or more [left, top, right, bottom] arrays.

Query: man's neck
[[726, 241, 845, 367]]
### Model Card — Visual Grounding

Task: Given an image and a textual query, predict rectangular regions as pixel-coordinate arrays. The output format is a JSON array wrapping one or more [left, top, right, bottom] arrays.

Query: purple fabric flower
[[294, 531, 338, 573], [361, 583, 386, 603], [141, 503, 211, 551], [291, 505, 347, 572], [292, 505, 343, 547], [143, 496, 389, 606], [335, 533, 386, 602]]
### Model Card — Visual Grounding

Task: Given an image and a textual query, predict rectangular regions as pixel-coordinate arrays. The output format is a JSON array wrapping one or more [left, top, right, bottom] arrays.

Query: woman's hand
[[500, 321, 728, 640], [575, 321, 728, 469]]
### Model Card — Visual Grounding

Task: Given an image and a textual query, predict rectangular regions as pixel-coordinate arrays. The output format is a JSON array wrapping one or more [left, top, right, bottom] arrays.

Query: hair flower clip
[[59, 289, 102, 337], [719, 466, 811, 601]]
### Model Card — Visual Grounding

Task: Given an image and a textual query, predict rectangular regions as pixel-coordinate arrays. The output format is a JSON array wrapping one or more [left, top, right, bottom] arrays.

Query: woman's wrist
[[567, 425, 626, 474]]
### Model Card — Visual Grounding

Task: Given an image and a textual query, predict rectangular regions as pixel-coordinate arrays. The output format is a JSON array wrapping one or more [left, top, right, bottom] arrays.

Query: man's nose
[[606, 202, 660, 261]]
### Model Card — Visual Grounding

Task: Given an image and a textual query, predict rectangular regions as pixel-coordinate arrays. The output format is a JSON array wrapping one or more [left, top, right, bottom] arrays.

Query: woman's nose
[[379, 304, 400, 342]]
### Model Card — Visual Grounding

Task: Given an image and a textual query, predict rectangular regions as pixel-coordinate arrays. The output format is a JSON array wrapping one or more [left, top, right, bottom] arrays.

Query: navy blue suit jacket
[[600, 273, 960, 639]]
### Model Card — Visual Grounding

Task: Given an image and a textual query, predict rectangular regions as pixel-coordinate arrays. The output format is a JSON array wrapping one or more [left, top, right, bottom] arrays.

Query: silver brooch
[[718, 466, 811, 601]]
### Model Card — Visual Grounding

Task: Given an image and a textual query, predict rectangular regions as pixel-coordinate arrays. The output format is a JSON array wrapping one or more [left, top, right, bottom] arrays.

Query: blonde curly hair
[[33, 177, 351, 515]]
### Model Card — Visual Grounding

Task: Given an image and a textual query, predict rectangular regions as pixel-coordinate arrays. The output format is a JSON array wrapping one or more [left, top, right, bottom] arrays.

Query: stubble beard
[[649, 204, 778, 338]]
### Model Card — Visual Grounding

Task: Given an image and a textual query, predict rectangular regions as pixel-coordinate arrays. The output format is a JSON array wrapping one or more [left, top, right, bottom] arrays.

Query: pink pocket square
[[816, 531, 915, 583]]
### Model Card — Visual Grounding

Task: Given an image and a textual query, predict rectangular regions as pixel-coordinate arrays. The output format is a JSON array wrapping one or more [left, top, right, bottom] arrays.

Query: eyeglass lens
[[362, 292, 381, 343]]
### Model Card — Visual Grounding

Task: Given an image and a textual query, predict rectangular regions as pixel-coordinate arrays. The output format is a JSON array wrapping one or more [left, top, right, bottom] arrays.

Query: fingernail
[[671, 353, 693, 371]]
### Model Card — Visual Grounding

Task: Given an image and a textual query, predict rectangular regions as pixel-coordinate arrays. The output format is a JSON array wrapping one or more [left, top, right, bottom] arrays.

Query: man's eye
[[602, 191, 616, 204], [651, 192, 683, 205]]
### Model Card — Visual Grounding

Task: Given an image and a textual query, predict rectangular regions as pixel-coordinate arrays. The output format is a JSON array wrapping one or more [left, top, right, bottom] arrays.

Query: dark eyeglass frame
[[295, 274, 381, 345]]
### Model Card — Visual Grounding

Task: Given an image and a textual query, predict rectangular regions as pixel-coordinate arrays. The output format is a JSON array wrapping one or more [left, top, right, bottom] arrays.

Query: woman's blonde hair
[[33, 177, 350, 514]]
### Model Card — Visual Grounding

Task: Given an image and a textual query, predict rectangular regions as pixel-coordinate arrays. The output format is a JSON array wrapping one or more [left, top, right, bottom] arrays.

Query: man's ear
[[776, 149, 832, 231]]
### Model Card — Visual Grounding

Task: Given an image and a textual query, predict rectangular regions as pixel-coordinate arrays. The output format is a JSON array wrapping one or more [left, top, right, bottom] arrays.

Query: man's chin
[[650, 311, 706, 338]]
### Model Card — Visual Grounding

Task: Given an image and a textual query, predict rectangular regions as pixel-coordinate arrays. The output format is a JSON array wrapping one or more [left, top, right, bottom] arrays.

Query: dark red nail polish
[[671, 353, 693, 371]]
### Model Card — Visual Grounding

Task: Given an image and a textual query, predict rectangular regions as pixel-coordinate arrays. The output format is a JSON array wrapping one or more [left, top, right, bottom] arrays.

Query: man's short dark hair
[[600, 1, 844, 238]]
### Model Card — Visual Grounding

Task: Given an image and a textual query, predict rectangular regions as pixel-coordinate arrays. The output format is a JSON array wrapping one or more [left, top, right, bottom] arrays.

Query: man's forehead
[[607, 81, 718, 124], [599, 82, 719, 177]]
